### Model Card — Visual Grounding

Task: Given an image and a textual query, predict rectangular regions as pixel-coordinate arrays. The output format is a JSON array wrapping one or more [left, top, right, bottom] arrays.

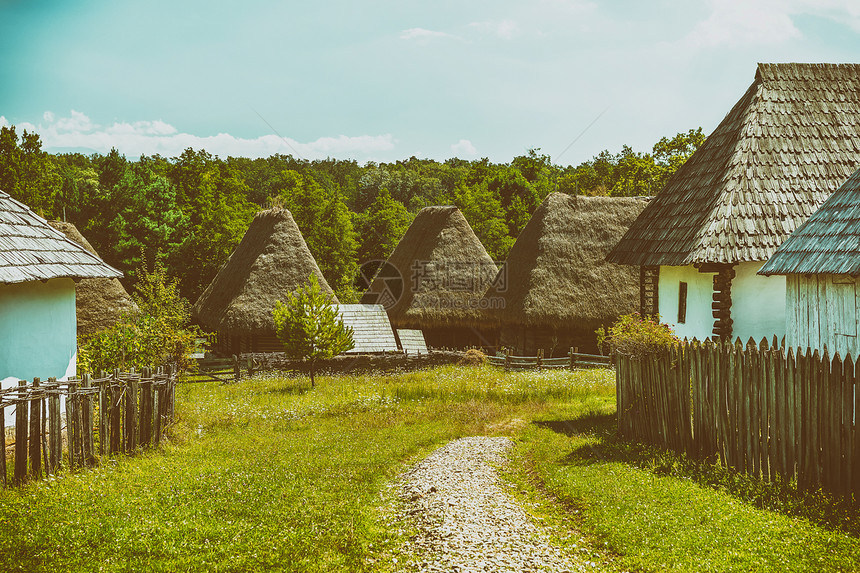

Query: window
[[678, 281, 688, 324]]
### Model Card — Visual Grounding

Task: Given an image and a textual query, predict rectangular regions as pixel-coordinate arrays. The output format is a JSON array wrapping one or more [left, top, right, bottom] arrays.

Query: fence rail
[[1, 367, 176, 487], [487, 348, 611, 371], [616, 339, 859, 497]]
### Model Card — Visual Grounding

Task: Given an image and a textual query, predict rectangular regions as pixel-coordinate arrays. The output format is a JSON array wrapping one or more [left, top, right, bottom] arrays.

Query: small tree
[[272, 274, 354, 387]]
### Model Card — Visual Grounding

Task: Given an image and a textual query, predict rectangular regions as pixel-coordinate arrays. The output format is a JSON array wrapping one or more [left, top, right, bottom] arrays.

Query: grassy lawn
[[0, 364, 857, 572]]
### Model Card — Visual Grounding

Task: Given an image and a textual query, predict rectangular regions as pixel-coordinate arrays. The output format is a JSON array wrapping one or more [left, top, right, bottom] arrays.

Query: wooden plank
[[845, 357, 855, 497], [29, 378, 41, 480], [66, 381, 77, 470], [0, 403, 5, 487], [774, 349, 787, 480], [15, 380, 28, 485], [749, 345, 761, 479], [81, 375, 94, 466], [110, 370, 121, 455], [47, 379, 59, 474], [786, 348, 797, 480], [854, 356, 860, 498]]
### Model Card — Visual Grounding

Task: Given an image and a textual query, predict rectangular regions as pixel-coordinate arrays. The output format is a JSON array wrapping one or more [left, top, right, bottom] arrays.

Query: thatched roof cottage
[[0, 190, 121, 386], [48, 221, 137, 337], [608, 63, 860, 343], [192, 207, 339, 355], [759, 166, 860, 356], [360, 206, 498, 349], [484, 192, 648, 355]]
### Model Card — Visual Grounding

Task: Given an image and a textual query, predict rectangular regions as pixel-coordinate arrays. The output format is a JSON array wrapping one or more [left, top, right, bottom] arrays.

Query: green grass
[[0, 365, 857, 572]]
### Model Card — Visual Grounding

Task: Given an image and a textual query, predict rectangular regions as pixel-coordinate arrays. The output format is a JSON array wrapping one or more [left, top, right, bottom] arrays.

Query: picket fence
[[616, 338, 859, 497], [0, 367, 176, 487]]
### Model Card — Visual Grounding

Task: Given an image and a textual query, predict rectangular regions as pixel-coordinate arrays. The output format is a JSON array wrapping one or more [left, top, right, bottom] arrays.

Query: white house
[[759, 167, 860, 357], [608, 63, 860, 343], [0, 190, 121, 388]]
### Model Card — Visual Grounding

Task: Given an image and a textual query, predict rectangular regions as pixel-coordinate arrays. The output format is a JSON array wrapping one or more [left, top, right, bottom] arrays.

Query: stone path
[[390, 436, 604, 572]]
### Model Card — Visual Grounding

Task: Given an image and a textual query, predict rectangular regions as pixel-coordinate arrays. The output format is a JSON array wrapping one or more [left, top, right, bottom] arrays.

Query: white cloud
[[0, 116, 8, 129], [43, 111, 54, 123], [400, 27, 456, 41], [21, 110, 396, 160], [684, 0, 860, 48], [451, 139, 477, 157], [469, 19, 520, 39]]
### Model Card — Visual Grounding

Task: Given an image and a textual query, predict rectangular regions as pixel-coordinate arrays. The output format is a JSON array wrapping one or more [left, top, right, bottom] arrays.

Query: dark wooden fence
[[616, 338, 859, 497], [488, 348, 612, 371], [0, 367, 176, 487]]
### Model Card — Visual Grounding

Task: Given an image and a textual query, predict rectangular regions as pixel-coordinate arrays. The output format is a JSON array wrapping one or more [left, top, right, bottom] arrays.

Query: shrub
[[79, 261, 203, 374], [596, 312, 679, 359]]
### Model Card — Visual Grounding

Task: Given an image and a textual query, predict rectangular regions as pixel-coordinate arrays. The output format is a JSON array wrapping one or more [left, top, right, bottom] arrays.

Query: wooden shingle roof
[[0, 190, 122, 284], [608, 63, 860, 266], [759, 167, 860, 276]]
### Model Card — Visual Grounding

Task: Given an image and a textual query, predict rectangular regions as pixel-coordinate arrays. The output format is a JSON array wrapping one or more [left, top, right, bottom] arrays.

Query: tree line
[[0, 124, 704, 305]]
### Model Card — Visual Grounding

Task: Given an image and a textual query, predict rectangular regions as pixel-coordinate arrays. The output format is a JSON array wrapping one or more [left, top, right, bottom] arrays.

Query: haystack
[[360, 206, 498, 349], [485, 192, 648, 355], [48, 221, 137, 337], [192, 207, 338, 355]]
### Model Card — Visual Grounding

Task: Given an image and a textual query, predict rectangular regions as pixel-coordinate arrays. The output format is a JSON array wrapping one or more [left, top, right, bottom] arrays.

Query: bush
[[596, 312, 679, 359], [79, 261, 203, 374]]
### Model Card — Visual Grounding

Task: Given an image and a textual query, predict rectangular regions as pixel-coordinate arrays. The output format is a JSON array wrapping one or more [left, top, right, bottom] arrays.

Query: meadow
[[0, 365, 857, 572]]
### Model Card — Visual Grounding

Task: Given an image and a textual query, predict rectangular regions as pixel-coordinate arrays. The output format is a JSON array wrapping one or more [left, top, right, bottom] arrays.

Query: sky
[[1, 0, 859, 166]]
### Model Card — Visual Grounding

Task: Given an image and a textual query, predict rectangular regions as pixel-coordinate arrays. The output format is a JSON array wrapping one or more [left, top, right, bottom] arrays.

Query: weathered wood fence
[[488, 348, 612, 371], [0, 367, 176, 487], [616, 338, 859, 497]]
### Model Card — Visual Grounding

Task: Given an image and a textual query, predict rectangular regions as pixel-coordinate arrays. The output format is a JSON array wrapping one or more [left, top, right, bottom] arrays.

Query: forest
[[0, 125, 704, 305]]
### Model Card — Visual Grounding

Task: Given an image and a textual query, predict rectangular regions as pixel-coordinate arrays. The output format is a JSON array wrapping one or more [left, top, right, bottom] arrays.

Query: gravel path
[[391, 436, 602, 572]]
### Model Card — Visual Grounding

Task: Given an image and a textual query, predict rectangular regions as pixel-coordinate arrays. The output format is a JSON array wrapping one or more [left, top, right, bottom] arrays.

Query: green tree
[[0, 125, 61, 215], [355, 189, 412, 264], [79, 260, 202, 374], [272, 274, 354, 387]]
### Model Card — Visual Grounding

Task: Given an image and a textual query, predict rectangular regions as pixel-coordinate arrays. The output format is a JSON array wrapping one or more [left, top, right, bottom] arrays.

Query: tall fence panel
[[0, 367, 176, 487], [616, 339, 859, 498]]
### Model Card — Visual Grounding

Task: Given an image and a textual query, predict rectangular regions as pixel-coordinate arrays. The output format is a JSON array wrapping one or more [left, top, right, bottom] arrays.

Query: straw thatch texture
[[760, 167, 860, 276], [360, 206, 498, 329], [192, 208, 338, 336], [48, 221, 137, 337], [608, 63, 860, 267], [487, 193, 648, 331], [0, 190, 121, 284]]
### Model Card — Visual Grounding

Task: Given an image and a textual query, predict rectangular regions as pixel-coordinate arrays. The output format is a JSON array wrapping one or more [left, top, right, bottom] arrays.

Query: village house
[[608, 63, 860, 343], [361, 205, 498, 349], [759, 166, 860, 357], [192, 207, 338, 356], [0, 191, 122, 386], [483, 192, 647, 356], [48, 221, 137, 338]]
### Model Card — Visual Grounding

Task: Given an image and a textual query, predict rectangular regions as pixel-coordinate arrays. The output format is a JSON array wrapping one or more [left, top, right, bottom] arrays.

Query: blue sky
[[1, 0, 859, 164]]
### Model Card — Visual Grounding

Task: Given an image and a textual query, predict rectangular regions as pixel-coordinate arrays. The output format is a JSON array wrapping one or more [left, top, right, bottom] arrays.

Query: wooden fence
[[616, 338, 859, 497], [487, 348, 612, 371], [0, 367, 176, 487]]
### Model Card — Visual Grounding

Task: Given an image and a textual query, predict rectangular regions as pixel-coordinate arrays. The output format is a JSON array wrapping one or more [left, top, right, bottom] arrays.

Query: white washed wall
[[0, 278, 77, 390], [732, 261, 786, 344], [786, 274, 858, 358], [658, 265, 716, 340]]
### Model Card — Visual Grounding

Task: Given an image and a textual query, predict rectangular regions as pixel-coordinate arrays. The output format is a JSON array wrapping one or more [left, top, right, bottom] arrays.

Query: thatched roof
[[608, 63, 860, 267], [0, 190, 121, 284], [486, 193, 648, 329], [360, 206, 498, 328], [760, 166, 860, 276], [47, 221, 137, 337], [192, 207, 338, 335]]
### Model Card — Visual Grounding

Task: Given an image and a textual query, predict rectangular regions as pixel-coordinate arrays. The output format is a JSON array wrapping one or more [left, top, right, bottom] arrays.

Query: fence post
[[47, 377, 59, 474], [0, 400, 5, 487], [140, 368, 152, 447], [233, 355, 240, 384], [15, 380, 28, 485], [66, 379, 77, 470], [504, 349, 510, 372], [29, 378, 41, 480], [110, 369, 121, 455], [81, 374, 94, 466], [153, 367, 162, 446], [537, 349, 543, 371]]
